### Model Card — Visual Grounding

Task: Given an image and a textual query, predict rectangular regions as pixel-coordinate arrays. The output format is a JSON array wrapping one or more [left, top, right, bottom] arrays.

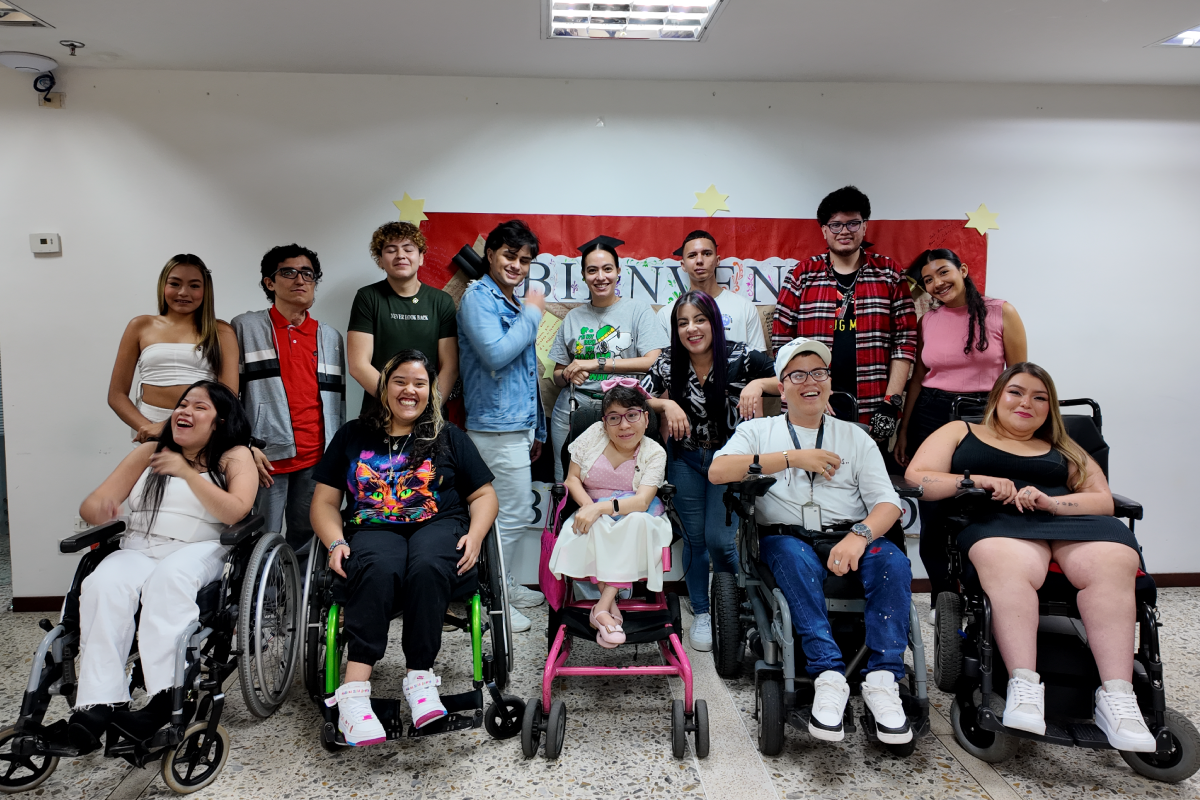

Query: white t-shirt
[[657, 288, 767, 352], [714, 414, 901, 527]]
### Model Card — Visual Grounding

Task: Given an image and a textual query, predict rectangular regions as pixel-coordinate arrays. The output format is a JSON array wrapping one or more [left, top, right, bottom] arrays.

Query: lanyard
[[786, 414, 825, 496]]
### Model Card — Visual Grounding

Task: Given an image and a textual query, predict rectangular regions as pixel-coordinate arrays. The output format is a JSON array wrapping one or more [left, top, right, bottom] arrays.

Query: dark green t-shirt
[[347, 279, 458, 415]]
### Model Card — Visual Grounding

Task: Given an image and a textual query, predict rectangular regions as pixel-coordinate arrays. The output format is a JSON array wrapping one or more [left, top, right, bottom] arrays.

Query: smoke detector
[[0, 51, 57, 72]]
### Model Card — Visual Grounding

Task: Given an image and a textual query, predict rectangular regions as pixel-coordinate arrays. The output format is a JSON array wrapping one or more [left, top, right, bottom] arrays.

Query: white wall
[[1, 69, 1197, 596]]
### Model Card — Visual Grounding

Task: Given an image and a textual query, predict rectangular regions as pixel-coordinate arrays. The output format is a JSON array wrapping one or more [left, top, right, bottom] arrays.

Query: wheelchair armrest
[[731, 473, 777, 499], [1111, 493, 1143, 521], [953, 486, 991, 502], [60, 520, 126, 554], [657, 484, 676, 502], [890, 475, 923, 498], [219, 514, 266, 546]]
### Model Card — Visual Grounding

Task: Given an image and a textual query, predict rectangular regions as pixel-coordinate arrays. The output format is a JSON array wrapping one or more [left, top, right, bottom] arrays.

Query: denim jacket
[[457, 274, 547, 441]]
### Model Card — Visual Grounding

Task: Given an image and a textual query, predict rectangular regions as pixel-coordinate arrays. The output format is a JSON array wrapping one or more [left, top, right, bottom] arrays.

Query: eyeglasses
[[823, 220, 864, 234], [783, 368, 832, 385], [603, 409, 646, 427], [274, 267, 317, 282]]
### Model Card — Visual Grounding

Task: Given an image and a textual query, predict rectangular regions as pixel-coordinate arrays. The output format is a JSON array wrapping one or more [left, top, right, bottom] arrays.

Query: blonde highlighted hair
[[156, 254, 222, 375], [372, 349, 445, 465], [982, 362, 1090, 490]]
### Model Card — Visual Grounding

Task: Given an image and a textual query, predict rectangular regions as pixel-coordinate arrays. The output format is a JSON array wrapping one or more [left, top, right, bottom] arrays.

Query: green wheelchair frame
[[300, 525, 524, 747]]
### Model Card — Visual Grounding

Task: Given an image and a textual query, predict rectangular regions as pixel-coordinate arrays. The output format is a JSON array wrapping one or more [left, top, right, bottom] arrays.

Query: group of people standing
[[69, 181, 1152, 753]]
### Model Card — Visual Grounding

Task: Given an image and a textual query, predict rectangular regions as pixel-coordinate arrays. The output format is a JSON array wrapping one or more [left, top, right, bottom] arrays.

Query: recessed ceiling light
[[544, 1, 728, 42], [1153, 24, 1200, 47], [0, 0, 52, 28]]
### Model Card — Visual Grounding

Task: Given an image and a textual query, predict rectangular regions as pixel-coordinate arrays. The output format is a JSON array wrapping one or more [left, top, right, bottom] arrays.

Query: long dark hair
[[138, 380, 250, 532], [908, 248, 989, 354], [368, 349, 445, 467], [670, 290, 729, 441]]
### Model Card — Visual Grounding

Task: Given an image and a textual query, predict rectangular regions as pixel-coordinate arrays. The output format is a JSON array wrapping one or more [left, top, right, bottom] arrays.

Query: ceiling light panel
[[546, 1, 726, 41], [1154, 25, 1200, 47], [0, 0, 50, 27]]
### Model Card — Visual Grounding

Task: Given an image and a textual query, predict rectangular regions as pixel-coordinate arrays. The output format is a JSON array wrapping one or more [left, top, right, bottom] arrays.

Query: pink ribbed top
[[921, 297, 1007, 393]]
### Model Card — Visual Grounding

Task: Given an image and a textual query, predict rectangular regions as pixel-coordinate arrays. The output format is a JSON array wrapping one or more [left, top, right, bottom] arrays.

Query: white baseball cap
[[774, 337, 832, 378]]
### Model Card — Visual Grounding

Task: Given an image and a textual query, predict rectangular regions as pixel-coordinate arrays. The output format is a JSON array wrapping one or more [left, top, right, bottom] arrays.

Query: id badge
[[802, 502, 823, 533]]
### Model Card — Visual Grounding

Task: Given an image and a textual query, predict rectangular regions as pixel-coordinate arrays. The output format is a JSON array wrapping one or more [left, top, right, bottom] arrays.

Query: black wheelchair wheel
[[693, 699, 710, 759], [299, 537, 322, 697], [757, 678, 785, 756], [710, 572, 742, 678], [933, 592, 963, 693], [0, 725, 58, 793], [671, 699, 687, 759], [159, 721, 230, 794], [543, 700, 567, 759], [1122, 707, 1200, 783], [482, 527, 513, 691], [950, 693, 1017, 763], [520, 699, 544, 758], [239, 533, 302, 719], [484, 695, 526, 741]]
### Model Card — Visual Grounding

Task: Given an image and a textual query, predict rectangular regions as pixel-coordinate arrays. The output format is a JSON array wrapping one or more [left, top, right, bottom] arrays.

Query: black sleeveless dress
[[949, 424, 1138, 553]]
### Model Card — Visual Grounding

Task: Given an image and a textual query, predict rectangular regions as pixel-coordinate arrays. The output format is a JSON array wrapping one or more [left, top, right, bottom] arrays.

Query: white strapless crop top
[[122, 467, 224, 547], [137, 342, 214, 388]]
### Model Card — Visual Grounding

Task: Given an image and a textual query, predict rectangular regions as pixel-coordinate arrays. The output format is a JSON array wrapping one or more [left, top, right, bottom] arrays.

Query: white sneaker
[[508, 574, 546, 609], [809, 671, 850, 742], [327, 681, 386, 746], [927, 608, 936, 626], [509, 605, 532, 633], [1095, 680, 1155, 752], [1003, 669, 1046, 735], [402, 670, 448, 729], [689, 613, 713, 652], [861, 671, 913, 744]]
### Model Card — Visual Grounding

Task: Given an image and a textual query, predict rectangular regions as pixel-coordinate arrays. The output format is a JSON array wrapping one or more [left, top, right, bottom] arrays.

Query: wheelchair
[[713, 464, 929, 757], [300, 523, 523, 748], [0, 514, 301, 794], [931, 397, 1200, 782], [521, 386, 708, 761]]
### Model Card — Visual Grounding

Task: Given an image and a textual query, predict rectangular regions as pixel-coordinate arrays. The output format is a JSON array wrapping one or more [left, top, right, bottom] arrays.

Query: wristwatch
[[598, 355, 608, 373], [850, 522, 874, 544]]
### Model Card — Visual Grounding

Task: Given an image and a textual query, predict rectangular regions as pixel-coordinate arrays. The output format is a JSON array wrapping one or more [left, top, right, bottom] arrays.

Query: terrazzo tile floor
[[2, 549, 1199, 800]]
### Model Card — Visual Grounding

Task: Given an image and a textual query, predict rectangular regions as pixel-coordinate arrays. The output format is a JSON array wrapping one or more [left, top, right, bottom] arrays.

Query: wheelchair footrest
[[979, 708, 1113, 749], [325, 690, 486, 744], [11, 721, 79, 758]]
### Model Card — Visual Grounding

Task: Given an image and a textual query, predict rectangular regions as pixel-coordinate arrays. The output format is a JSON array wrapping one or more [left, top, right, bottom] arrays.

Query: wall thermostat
[[30, 233, 60, 253]]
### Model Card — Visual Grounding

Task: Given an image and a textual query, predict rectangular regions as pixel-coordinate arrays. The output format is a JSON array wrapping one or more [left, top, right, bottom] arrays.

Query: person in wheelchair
[[710, 337, 914, 745], [309, 349, 499, 745], [70, 380, 257, 750], [905, 362, 1155, 751], [548, 379, 673, 648]]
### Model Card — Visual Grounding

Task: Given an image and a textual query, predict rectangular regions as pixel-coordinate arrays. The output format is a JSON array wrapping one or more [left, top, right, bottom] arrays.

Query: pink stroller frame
[[523, 475, 710, 760]]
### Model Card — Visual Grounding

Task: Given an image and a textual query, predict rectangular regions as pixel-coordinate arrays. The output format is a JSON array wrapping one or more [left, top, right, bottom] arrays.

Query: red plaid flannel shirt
[[771, 251, 917, 422]]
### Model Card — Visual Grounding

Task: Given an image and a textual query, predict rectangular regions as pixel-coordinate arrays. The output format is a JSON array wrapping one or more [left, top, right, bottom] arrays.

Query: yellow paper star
[[693, 184, 730, 217], [393, 192, 428, 223], [964, 203, 999, 236]]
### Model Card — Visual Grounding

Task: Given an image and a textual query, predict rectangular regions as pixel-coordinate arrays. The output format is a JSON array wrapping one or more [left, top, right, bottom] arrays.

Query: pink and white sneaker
[[326, 681, 386, 746], [403, 670, 448, 729]]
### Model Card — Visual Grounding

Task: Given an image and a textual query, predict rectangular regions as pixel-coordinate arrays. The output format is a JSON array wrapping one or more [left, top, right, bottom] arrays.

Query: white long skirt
[[549, 511, 674, 592]]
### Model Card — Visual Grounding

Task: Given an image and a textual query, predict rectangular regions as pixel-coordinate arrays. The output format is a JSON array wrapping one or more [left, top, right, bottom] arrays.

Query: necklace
[[386, 431, 413, 485]]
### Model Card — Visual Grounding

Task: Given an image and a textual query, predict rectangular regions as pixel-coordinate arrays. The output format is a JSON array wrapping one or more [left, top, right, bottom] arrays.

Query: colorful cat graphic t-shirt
[[313, 420, 495, 532], [548, 299, 669, 393]]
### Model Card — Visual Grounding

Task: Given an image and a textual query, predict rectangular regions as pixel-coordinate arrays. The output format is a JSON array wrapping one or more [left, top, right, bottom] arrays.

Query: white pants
[[467, 429, 534, 577], [75, 540, 228, 707], [549, 512, 674, 592]]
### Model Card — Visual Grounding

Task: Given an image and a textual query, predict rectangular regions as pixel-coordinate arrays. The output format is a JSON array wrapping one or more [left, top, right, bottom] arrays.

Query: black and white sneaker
[[861, 670, 913, 744], [809, 670, 850, 742]]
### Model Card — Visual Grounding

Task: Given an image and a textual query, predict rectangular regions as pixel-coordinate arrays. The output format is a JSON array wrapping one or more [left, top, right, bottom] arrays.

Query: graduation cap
[[578, 235, 625, 254], [673, 229, 718, 258]]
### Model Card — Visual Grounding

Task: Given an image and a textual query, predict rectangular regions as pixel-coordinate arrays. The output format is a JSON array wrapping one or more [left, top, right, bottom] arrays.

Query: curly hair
[[259, 243, 321, 301], [816, 185, 871, 226], [370, 221, 427, 264]]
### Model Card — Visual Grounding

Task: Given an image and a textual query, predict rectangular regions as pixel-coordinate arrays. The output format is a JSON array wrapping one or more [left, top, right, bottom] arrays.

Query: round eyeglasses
[[603, 409, 646, 427], [783, 368, 832, 385]]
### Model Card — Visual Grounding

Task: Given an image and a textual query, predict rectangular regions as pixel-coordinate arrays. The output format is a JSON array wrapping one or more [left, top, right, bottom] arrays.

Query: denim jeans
[[254, 465, 317, 553], [760, 534, 911, 681], [668, 444, 739, 615], [467, 429, 535, 577]]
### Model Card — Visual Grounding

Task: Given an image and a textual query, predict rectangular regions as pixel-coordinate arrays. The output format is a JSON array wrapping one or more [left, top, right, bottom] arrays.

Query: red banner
[[418, 213, 988, 303]]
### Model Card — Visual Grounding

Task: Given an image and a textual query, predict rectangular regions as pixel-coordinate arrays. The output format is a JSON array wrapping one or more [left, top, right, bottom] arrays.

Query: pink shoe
[[589, 604, 626, 649]]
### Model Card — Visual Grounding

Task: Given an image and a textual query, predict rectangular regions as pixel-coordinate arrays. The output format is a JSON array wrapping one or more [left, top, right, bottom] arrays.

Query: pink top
[[584, 450, 640, 501], [921, 297, 1007, 393]]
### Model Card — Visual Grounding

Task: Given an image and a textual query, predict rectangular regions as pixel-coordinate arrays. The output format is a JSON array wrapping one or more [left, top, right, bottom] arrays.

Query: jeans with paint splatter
[[760, 534, 911, 681]]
